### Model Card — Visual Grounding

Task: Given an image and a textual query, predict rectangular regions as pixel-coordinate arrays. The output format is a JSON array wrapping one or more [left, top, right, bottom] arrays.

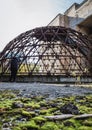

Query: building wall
[[76, 0, 92, 18], [48, 14, 69, 27], [64, 0, 92, 18], [64, 0, 92, 30], [48, 14, 60, 26], [64, 3, 78, 17], [48, 0, 92, 37]]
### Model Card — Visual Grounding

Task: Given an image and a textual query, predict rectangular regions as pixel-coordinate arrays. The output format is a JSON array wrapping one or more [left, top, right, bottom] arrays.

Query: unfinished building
[[48, 0, 92, 39]]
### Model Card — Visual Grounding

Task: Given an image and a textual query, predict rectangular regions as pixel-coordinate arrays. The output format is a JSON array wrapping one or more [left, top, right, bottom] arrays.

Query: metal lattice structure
[[0, 26, 91, 76]]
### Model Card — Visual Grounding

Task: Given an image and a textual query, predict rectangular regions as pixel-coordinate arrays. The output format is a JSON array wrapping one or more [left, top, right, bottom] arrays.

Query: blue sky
[[0, 0, 83, 51]]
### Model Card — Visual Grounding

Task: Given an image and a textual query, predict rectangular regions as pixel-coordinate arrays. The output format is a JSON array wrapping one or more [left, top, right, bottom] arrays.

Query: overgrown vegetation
[[0, 89, 92, 130]]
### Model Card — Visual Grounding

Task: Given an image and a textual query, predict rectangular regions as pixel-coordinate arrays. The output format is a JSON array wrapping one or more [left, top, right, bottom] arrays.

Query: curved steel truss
[[0, 26, 91, 76]]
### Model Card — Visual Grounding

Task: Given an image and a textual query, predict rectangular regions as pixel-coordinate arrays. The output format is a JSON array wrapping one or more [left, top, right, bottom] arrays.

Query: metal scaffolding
[[0, 26, 91, 76]]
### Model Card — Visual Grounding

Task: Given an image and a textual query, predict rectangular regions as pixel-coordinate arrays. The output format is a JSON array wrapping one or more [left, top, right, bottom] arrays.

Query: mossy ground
[[0, 89, 92, 130]]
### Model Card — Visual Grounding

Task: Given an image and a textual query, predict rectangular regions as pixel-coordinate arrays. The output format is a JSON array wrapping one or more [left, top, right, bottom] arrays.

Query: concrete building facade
[[48, 0, 92, 39]]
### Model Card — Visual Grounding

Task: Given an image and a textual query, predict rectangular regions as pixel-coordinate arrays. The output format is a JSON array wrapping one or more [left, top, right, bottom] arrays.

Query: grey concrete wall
[[48, 14, 69, 27], [48, 0, 92, 34], [76, 0, 92, 19], [0, 75, 92, 83]]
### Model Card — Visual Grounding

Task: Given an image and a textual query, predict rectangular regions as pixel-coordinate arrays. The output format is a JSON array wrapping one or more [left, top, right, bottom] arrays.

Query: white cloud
[[0, 0, 83, 51], [0, 0, 56, 51]]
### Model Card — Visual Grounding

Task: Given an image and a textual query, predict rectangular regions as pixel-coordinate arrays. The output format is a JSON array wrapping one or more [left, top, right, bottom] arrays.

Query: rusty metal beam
[[0, 26, 92, 76]]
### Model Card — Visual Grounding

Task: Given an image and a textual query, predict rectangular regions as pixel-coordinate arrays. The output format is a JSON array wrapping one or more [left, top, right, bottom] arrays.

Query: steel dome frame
[[0, 26, 91, 76]]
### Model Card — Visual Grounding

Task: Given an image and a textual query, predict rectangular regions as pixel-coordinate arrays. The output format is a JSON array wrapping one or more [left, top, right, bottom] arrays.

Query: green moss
[[78, 126, 92, 130], [39, 100, 47, 107], [53, 121, 64, 129], [62, 97, 72, 102], [40, 109, 48, 115], [48, 108, 57, 113], [21, 110, 31, 117], [5, 108, 22, 116], [62, 119, 81, 129], [33, 116, 46, 124], [41, 122, 59, 130], [21, 110, 35, 117], [79, 105, 92, 114], [20, 120, 39, 130], [35, 96, 44, 102], [62, 127, 75, 130], [0, 99, 13, 109], [86, 95, 92, 103], [82, 120, 92, 126], [21, 98, 31, 103], [12, 126, 22, 130], [0, 90, 92, 130], [40, 108, 57, 115], [0, 124, 2, 130], [24, 101, 40, 109], [1, 91, 16, 99]]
